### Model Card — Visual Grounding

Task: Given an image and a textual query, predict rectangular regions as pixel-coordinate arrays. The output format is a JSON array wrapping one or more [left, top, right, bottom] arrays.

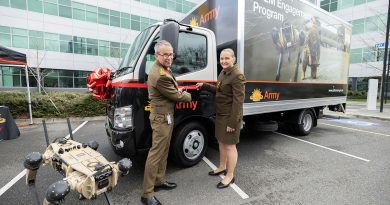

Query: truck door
[[140, 27, 217, 118], [137, 26, 217, 166]]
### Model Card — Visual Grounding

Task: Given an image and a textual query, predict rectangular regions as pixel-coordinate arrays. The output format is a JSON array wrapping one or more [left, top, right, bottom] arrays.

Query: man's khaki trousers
[[142, 113, 174, 197]]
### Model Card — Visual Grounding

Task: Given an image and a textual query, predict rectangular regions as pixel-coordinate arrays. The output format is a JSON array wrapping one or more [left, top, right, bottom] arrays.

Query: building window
[[351, 19, 364, 34], [85, 5, 97, 23], [21, 75, 37, 87], [377, 48, 385, 61], [74, 77, 86, 88], [10, 0, 26, 10], [43, 1, 58, 16], [0, 26, 11, 47], [365, 16, 378, 32], [43, 69, 59, 87], [1, 0, 161, 32], [74, 70, 89, 88], [3, 25, 130, 58], [0, 66, 90, 88], [159, 0, 167, 8], [121, 43, 130, 58], [167, 0, 176, 11], [73, 36, 86, 54], [121, 12, 131, 29], [58, 69, 73, 88], [362, 47, 376, 62], [350, 14, 387, 35], [0, 66, 22, 87], [60, 34, 73, 53], [110, 42, 120, 58], [149, 0, 159, 7], [29, 30, 44, 50], [98, 7, 110, 25], [86, 38, 98, 56], [350, 48, 362, 63], [0, 0, 10, 7], [12, 28, 28, 49], [140, 17, 150, 31], [110, 9, 120, 27], [99, 40, 110, 57], [28, 0, 43, 12], [45, 32, 60, 52], [131, 14, 141, 31], [320, 0, 338, 12], [72, 2, 85, 21]]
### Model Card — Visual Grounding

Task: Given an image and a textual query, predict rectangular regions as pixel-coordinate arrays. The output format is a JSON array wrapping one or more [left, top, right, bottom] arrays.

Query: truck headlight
[[114, 105, 133, 129]]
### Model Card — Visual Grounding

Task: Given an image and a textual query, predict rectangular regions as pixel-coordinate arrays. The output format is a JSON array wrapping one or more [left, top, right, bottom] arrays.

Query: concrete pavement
[[324, 100, 390, 121]]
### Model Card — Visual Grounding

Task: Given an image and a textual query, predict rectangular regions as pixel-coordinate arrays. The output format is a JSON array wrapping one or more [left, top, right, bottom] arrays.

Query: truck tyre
[[170, 122, 208, 167], [293, 109, 314, 136]]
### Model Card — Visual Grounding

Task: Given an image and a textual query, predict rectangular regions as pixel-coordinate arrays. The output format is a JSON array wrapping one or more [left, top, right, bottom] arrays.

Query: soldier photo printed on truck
[[245, 0, 351, 83]]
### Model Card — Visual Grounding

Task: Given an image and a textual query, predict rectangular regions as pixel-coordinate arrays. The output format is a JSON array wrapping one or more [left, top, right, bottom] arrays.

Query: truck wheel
[[170, 122, 208, 167], [293, 109, 314, 136]]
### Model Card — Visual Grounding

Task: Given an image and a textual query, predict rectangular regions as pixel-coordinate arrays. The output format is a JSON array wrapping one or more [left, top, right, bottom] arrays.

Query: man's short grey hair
[[154, 40, 172, 54]]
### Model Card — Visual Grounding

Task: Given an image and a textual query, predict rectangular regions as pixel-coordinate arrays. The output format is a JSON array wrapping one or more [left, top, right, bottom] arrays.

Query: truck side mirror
[[161, 19, 179, 55]]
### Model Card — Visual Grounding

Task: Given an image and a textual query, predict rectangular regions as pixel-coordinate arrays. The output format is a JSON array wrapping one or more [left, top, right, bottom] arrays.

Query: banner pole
[[25, 65, 33, 124]]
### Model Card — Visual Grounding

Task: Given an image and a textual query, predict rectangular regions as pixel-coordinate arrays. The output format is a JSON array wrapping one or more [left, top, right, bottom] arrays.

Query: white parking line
[[65, 120, 88, 139], [202, 157, 249, 199], [0, 170, 27, 196], [321, 122, 390, 137], [274, 132, 370, 162], [0, 120, 89, 197]]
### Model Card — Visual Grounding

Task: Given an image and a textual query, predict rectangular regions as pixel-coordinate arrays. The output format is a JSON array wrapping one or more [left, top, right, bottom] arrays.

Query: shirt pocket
[[150, 113, 165, 123]]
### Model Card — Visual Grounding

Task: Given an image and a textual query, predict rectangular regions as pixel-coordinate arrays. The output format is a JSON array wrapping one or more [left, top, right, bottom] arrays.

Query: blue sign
[[375, 42, 388, 48]]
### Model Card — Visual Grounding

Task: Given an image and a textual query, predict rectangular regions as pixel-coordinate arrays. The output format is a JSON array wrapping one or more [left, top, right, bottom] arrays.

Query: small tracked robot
[[24, 120, 131, 205]]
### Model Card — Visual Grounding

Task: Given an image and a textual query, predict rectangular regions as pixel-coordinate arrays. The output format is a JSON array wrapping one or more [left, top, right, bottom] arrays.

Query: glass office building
[[320, 0, 389, 92], [0, 0, 201, 90]]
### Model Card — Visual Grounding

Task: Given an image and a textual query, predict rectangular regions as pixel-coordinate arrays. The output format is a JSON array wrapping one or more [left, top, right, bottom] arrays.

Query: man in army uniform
[[141, 40, 191, 205]]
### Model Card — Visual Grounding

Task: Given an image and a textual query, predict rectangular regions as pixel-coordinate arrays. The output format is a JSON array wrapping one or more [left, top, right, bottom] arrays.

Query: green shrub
[[347, 90, 367, 99], [0, 91, 106, 118]]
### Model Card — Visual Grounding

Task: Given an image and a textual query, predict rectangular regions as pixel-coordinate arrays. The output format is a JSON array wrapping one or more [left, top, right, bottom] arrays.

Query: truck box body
[[102, 0, 351, 166], [182, 0, 351, 115]]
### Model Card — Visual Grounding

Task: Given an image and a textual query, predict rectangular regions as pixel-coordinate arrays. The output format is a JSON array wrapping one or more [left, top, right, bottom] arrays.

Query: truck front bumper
[[105, 117, 136, 156]]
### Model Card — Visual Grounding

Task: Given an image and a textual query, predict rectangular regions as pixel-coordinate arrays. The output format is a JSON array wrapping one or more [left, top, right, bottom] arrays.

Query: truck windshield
[[117, 26, 156, 76]]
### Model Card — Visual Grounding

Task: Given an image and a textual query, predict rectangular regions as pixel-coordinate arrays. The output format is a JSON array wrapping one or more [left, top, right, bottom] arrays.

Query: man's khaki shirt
[[147, 61, 191, 115]]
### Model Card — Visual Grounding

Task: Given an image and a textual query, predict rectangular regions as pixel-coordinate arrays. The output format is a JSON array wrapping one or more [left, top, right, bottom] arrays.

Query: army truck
[[103, 0, 351, 167]]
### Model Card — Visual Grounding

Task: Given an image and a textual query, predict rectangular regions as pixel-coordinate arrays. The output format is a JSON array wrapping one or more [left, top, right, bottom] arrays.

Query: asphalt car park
[[1, 115, 390, 205]]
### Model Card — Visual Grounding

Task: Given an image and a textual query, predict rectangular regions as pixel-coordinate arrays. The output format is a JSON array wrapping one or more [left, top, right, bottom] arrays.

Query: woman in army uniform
[[196, 48, 246, 189]]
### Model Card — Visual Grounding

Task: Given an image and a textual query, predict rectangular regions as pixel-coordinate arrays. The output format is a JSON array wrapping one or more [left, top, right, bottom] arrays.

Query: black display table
[[0, 106, 20, 140]]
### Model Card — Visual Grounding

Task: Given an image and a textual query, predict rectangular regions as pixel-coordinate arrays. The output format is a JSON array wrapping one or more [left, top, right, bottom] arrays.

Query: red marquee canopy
[[0, 45, 27, 65]]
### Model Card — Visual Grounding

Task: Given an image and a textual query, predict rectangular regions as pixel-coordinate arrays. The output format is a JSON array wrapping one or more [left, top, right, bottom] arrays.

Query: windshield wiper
[[119, 66, 133, 71], [115, 66, 133, 77]]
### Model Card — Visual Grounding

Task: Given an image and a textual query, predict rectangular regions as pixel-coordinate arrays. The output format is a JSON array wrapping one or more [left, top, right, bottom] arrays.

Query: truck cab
[[105, 20, 217, 167]]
